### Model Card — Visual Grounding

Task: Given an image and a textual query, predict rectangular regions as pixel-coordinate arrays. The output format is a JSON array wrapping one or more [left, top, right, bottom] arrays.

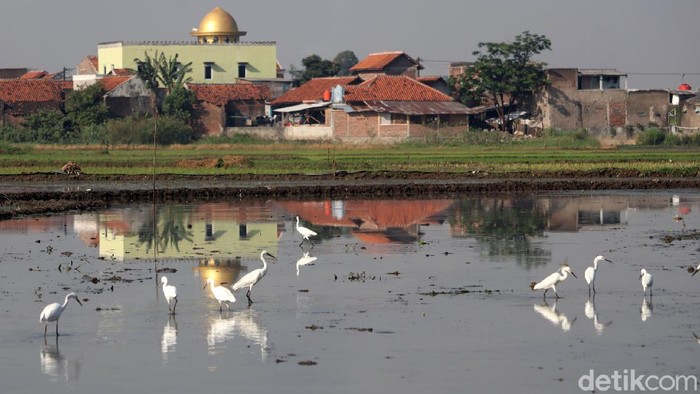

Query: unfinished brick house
[[532, 68, 673, 133], [188, 83, 271, 136], [0, 80, 71, 127]]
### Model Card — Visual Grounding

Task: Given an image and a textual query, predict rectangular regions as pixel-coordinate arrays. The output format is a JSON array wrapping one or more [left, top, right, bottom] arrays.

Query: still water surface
[[1, 191, 699, 393]]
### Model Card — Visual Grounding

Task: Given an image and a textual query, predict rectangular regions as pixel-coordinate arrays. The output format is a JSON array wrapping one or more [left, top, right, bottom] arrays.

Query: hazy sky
[[2, 0, 699, 89]]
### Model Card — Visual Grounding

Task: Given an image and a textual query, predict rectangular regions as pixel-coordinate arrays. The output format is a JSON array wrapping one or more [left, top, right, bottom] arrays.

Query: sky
[[1, 0, 699, 90]]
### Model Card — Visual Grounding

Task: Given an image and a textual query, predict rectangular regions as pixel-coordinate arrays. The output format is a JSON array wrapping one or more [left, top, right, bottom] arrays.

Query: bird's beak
[[76, 298, 83, 307], [203, 283, 208, 289], [267, 253, 276, 260], [571, 272, 577, 278], [693, 269, 698, 277], [639, 274, 643, 280], [607, 259, 613, 264]]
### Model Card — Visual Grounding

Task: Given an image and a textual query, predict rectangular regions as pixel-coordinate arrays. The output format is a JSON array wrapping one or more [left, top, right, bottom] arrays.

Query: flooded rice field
[[1, 190, 699, 393]]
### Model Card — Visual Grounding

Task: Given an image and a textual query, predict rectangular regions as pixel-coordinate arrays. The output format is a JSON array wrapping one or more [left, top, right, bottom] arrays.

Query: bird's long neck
[[593, 260, 599, 270], [261, 256, 268, 274], [62, 295, 71, 309], [560, 270, 568, 280]]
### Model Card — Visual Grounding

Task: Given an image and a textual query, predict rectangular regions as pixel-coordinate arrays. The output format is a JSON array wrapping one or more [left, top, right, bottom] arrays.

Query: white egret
[[39, 292, 83, 337], [640, 268, 653, 297], [530, 265, 578, 299], [295, 216, 317, 246], [160, 276, 178, 314], [296, 252, 318, 276], [691, 263, 700, 276], [584, 255, 613, 296], [232, 250, 275, 305], [204, 278, 236, 311]]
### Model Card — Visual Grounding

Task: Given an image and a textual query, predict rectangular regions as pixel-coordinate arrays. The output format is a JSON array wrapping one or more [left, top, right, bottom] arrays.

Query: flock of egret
[[37, 216, 693, 337], [530, 255, 660, 300], [39, 217, 321, 336]]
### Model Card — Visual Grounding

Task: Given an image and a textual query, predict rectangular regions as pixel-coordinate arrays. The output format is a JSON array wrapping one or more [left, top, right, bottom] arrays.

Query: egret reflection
[[233, 309, 269, 361], [296, 252, 318, 276], [40, 337, 80, 383], [161, 315, 177, 363], [207, 313, 236, 354], [584, 297, 612, 335], [533, 300, 576, 332], [640, 298, 653, 322]]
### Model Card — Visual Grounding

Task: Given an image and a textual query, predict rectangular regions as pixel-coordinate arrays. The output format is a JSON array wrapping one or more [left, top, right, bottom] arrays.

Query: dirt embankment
[[0, 171, 698, 219]]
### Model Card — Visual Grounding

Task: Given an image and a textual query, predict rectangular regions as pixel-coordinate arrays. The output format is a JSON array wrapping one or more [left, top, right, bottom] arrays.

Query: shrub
[[105, 116, 193, 145], [636, 128, 665, 145]]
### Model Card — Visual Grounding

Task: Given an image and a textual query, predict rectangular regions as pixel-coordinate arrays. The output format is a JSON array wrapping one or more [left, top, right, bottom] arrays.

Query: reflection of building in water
[[545, 196, 629, 232], [98, 202, 281, 261], [278, 199, 451, 246], [193, 257, 244, 290]]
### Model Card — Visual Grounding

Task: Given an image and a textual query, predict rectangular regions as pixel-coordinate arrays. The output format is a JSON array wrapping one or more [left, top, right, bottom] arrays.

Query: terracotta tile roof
[[187, 83, 271, 106], [19, 70, 49, 79], [0, 80, 69, 115], [270, 76, 361, 105], [109, 68, 135, 76], [345, 75, 453, 102], [88, 55, 98, 70], [98, 76, 132, 92], [350, 51, 421, 72], [350, 51, 403, 71]]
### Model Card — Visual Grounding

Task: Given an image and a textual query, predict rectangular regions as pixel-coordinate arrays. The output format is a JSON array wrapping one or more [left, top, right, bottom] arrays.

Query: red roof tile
[[88, 55, 98, 70], [19, 70, 49, 79], [345, 75, 453, 102], [270, 76, 361, 105], [99, 76, 132, 92], [350, 51, 421, 72], [0, 80, 68, 115], [187, 83, 271, 106]]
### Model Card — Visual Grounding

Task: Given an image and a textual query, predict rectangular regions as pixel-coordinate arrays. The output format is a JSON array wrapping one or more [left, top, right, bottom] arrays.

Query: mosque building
[[96, 6, 278, 84]]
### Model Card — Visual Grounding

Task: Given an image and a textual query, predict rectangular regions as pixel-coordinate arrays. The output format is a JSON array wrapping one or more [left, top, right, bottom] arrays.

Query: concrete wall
[[97, 41, 278, 84], [226, 125, 332, 140], [536, 68, 671, 133], [193, 102, 225, 136]]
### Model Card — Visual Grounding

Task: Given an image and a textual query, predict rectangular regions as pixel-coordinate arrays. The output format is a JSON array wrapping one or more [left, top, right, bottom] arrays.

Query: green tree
[[64, 83, 109, 134], [134, 51, 193, 114], [449, 31, 551, 131], [294, 54, 340, 84], [333, 50, 358, 76], [161, 86, 195, 122], [23, 109, 68, 143]]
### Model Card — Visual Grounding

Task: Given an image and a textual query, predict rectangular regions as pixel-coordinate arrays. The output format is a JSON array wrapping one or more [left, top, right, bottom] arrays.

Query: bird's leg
[[44, 324, 48, 337], [592, 282, 596, 294], [553, 286, 560, 299], [172, 299, 177, 314], [246, 289, 253, 305], [56, 321, 60, 336], [543, 289, 548, 299]]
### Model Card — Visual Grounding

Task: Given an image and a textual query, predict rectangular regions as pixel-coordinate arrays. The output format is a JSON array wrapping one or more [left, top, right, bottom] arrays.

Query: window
[[238, 63, 247, 78], [380, 113, 391, 125], [204, 63, 213, 80]]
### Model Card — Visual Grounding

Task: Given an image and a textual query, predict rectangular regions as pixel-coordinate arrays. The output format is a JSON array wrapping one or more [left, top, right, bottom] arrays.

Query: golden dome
[[191, 6, 246, 43]]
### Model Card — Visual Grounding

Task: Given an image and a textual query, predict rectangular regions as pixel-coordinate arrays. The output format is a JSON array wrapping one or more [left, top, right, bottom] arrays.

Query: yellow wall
[[97, 41, 278, 83]]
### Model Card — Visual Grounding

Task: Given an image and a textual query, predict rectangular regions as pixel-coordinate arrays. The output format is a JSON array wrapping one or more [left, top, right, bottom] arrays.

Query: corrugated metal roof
[[353, 100, 478, 115], [578, 69, 627, 76]]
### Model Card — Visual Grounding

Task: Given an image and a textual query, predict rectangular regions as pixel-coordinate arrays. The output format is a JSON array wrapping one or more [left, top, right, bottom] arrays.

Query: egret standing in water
[[233, 250, 275, 306], [295, 216, 317, 247], [160, 276, 178, 314], [530, 265, 578, 299], [584, 255, 613, 296], [204, 278, 236, 312], [39, 292, 83, 337], [640, 268, 654, 297]]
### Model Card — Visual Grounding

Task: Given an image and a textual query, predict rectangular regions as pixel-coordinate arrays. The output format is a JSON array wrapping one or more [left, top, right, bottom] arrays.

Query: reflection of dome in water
[[191, 6, 247, 44]]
